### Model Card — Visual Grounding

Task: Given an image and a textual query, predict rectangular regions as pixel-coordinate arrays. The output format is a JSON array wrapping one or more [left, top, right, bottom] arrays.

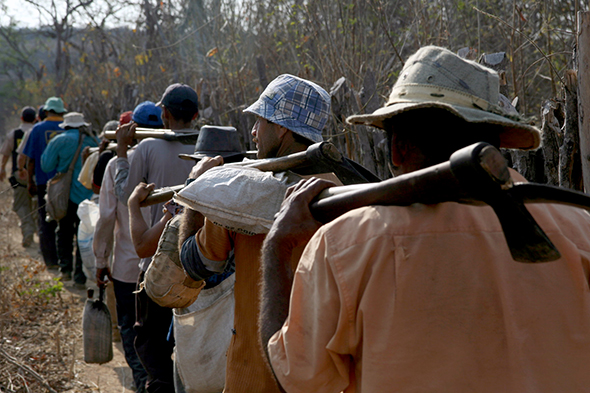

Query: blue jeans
[[113, 278, 147, 392]]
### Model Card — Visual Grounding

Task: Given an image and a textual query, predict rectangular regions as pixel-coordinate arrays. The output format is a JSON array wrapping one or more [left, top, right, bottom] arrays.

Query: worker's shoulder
[[531, 203, 590, 251], [319, 205, 401, 247], [136, 137, 193, 154]]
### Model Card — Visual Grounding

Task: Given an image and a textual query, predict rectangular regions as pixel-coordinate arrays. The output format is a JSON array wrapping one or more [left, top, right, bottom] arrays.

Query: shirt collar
[[19, 123, 34, 132]]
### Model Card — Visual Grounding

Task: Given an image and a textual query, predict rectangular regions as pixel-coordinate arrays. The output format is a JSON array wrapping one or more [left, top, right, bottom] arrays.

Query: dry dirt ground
[[0, 181, 136, 392]]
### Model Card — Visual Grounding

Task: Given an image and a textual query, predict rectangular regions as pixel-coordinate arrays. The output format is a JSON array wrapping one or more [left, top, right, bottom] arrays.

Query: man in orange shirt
[[179, 74, 332, 392], [259, 46, 590, 392]]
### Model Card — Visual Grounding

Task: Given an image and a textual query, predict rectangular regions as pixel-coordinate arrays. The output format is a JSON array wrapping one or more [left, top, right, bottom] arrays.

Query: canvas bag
[[82, 287, 113, 364], [175, 166, 301, 235], [78, 150, 99, 190], [144, 214, 206, 308], [45, 131, 84, 221], [174, 273, 235, 393]]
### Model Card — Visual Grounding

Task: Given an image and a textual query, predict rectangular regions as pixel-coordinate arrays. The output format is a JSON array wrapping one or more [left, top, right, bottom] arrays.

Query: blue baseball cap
[[243, 74, 330, 143], [132, 101, 163, 128]]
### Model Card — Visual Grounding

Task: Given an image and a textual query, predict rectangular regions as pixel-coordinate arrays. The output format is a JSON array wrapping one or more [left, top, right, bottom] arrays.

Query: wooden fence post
[[560, 70, 583, 190], [540, 99, 562, 186], [577, 11, 590, 192]]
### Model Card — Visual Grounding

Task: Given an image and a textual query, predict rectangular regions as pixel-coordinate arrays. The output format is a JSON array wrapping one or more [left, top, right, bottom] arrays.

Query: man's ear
[[161, 106, 170, 120], [192, 111, 199, 121], [276, 124, 290, 140], [389, 132, 407, 167]]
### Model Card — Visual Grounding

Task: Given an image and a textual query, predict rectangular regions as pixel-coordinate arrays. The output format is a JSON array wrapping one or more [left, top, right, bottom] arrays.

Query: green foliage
[[20, 277, 64, 300]]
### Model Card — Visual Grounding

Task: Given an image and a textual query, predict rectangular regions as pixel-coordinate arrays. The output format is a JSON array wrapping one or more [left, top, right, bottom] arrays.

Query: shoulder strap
[[67, 131, 85, 173], [12, 128, 23, 152]]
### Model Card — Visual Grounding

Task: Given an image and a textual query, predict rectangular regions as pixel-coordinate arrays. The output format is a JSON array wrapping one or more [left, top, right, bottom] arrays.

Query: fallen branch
[[0, 347, 58, 393]]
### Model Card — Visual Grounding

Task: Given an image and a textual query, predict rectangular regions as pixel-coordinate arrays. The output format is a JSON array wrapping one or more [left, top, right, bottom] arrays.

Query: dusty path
[[0, 181, 136, 392]]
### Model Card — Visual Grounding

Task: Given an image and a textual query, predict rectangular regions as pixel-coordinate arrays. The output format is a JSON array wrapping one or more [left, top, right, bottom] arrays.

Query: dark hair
[[38, 105, 47, 121], [292, 131, 315, 147], [166, 105, 198, 123], [21, 107, 36, 123], [383, 108, 502, 167]]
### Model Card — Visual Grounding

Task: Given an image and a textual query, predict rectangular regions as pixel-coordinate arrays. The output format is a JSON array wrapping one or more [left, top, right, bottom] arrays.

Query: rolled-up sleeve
[[114, 156, 131, 203], [115, 144, 149, 205], [0, 131, 14, 156], [180, 219, 233, 281]]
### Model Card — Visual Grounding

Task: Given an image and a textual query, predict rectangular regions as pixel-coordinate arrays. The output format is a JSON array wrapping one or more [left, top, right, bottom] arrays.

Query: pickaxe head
[[450, 143, 561, 263]]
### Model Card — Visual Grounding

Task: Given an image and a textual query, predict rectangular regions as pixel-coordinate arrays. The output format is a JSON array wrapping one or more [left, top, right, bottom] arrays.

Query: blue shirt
[[21, 117, 64, 185], [41, 129, 98, 204]]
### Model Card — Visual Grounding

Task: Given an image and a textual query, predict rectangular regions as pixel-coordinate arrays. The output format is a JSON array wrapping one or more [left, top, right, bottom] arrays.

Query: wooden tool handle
[[139, 185, 185, 207], [310, 160, 463, 223]]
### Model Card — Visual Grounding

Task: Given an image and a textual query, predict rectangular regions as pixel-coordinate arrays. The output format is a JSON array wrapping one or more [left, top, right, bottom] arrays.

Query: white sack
[[174, 274, 235, 393], [175, 166, 300, 235], [77, 199, 100, 281]]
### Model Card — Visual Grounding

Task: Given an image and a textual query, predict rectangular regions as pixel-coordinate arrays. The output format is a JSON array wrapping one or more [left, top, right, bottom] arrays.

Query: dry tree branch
[[474, 6, 567, 92], [368, 0, 404, 67], [0, 347, 58, 393]]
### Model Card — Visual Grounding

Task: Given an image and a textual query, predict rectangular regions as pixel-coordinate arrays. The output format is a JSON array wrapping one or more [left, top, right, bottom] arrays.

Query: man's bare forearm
[[178, 207, 205, 250], [259, 230, 294, 364], [26, 158, 35, 184]]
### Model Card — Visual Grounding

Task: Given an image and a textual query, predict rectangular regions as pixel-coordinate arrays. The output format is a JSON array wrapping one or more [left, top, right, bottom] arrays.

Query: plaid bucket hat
[[347, 46, 541, 150], [244, 74, 331, 143]]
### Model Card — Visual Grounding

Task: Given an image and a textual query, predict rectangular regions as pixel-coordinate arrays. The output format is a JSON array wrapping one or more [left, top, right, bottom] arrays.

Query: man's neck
[[277, 142, 307, 158], [166, 118, 193, 131]]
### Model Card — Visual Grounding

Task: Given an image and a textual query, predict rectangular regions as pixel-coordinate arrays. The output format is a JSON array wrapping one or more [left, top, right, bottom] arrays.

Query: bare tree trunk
[[540, 99, 562, 186], [560, 70, 583, 190], [577, 11, 590, 193]]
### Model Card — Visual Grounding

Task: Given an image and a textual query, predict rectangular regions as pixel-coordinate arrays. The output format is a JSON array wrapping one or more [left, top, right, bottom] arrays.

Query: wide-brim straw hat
[[59, 112, 90, 129], [347, 46, 541, 150]]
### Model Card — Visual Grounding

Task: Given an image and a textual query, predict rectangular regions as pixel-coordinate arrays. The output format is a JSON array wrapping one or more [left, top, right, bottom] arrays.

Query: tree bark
[[560, 70, 583, 190], [577, 11, 590, 192], [540, 99, 562, 186]]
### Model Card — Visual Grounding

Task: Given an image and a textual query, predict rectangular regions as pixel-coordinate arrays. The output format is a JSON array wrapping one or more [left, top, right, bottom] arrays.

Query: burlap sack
[[175, 166, 301, 235], [144, 214, 205, 308]]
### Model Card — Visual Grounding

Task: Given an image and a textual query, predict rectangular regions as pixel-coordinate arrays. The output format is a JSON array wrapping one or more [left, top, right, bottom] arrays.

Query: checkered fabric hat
[[244, 74, 331, 143]]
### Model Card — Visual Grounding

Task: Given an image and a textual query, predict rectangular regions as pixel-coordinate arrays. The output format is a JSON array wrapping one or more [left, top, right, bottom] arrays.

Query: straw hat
[[347, 46, 541, 150]]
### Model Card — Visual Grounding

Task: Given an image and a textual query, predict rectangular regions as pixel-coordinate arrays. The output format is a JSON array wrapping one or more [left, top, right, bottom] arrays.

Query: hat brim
[[59, 121, 90, 129], [244, 100, 324, 144], [346, 101, 541, 150], [179, 152, 247, 161]]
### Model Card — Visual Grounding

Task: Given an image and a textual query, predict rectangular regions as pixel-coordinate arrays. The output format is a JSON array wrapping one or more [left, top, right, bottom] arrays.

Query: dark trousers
[[114, 278, 148, 391], [56, 200, 86, 284], [36, 184, 58, 267], [134, 271, 175, 393]]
